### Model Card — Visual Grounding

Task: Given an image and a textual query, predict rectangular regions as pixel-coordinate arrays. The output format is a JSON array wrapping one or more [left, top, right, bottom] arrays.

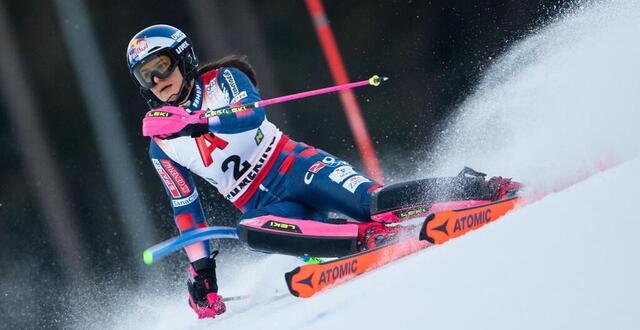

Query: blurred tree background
[[0, 0, 568, 327]]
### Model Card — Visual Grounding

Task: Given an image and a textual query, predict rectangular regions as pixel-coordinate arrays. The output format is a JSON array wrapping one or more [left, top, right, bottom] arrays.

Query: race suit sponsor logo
[[254, 128, 264, 145], [190, 81, 203, 110], [452, 209, 492, 233], [160, 160, 191, 196], [223, 69, 240, 97], [206, 79, 218, 98], [328, 166, 357, 184], [319, 156, 346, 168], [317, 259, 358, 286], [304, 157, 343, 185], [342, 175, 370, 193], [220, 82, 230, 103], [230, 91, 248, 104], [304, 173, 313, 184], [224, 136, 276, 201], [152, 159, 180, 198], [261, 220, 302, 233], [171, 190, 199, 208], [308, 161, 326, 174], [304, 162, 326, 184]]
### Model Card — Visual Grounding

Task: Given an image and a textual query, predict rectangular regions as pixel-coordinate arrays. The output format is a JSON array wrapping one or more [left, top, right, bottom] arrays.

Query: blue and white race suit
[[149, 67, 380, 261]]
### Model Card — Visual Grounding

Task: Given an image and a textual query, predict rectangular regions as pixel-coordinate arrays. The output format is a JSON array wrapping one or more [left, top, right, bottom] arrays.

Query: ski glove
[[142, 106, 209, 139]]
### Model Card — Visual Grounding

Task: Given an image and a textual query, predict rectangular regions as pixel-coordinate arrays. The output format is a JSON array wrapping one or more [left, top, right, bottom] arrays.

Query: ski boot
[[486, 176, 522, 200], [370, 167, 522, 223], [187, 252, 226, 319], [458, 167, 522, 200], [357, 222, 403, 251]]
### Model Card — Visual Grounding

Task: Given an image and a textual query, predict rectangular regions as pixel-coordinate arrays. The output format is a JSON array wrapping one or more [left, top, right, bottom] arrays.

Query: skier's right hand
[[142, 106, 208, 138], [163, 121, 209, 139]]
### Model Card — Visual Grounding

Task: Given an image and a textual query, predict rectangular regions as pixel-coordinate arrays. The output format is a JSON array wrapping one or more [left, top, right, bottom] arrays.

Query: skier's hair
[[197, 54, 258, 88]]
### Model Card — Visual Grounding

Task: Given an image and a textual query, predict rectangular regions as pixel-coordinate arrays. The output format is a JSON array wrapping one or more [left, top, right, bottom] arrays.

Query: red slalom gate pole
[[305, 0, 384, 183]]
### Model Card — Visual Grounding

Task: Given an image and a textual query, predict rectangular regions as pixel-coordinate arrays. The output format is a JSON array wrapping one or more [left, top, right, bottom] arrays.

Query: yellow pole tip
[[369, 75, 380, 86], [143, 250, 153, 265], [368, 75, 389, 86]]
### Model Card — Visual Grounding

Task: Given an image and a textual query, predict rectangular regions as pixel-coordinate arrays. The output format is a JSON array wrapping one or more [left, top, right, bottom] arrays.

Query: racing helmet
[[126, 24, 198, 108]]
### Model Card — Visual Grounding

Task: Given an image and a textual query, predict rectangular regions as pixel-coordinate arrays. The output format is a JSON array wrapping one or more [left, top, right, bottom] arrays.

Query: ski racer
[[126, 24, 519, 319]]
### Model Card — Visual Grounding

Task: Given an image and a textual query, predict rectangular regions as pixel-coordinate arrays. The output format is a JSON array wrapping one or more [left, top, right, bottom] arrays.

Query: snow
[[181, 156, 638, 330], [72, 0, 640, 329], [429, 0, 640, 192], [96, 153, 640, 330]]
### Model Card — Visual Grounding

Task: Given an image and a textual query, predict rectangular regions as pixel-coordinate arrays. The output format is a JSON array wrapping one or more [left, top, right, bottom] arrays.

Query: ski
[[419, 196, 520, 244], [285, 232, 430, 298], [284, 196, 521, 298]]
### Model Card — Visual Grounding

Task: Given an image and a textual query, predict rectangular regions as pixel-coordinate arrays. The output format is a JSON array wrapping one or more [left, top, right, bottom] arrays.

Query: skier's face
[[150, 66, 184, 103]]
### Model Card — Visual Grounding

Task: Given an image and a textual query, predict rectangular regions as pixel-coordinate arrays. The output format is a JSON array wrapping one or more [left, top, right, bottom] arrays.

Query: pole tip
[[369, 75, 389, 86], [143, 250, 153, 265]]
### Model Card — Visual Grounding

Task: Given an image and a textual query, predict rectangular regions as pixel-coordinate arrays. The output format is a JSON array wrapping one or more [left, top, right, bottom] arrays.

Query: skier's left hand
[[142, 106, 208, 138], [189, 292, 227, 319]]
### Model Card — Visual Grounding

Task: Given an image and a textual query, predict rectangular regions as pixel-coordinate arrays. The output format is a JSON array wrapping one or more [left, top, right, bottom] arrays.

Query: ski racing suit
[[149, 67, 381, 261]]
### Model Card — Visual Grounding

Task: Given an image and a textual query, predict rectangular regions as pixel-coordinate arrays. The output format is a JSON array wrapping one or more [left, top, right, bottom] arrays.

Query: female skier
[[126, 24, 516, 319]]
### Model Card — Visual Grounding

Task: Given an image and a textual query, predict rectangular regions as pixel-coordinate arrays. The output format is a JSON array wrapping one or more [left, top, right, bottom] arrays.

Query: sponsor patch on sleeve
[[230, 91, 248, 104], [152, 159, 181, 198], [342, 175, 371, 193], [308, 161, 327, 174], [329, 166, 357, 184], [223, 69, 240, 97], [160, 160, 191, 196], [171, 190, 199, 208]]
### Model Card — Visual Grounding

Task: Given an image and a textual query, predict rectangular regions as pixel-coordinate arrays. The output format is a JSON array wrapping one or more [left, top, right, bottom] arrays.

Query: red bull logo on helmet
[[128, 37, 149, 62]]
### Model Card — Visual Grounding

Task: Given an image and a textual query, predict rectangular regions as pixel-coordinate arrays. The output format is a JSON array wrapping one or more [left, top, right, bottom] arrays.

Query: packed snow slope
[[71, 1, 640, 329], [103, 157, 639, 330]]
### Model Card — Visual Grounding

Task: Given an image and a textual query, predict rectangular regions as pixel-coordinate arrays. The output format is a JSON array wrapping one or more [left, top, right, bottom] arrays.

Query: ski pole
[[201, 75, 388, 118], [222, 295, 250, 302], [143, 226, 239, 265], [222, 291, 289, 302]]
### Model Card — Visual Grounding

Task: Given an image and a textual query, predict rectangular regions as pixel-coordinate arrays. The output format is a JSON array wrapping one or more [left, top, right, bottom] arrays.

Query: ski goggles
[[131, 51, 178, 89]]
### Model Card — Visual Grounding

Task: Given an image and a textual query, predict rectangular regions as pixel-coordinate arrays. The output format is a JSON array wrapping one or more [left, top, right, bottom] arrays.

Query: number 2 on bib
[[221, 155, 251, 180]]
